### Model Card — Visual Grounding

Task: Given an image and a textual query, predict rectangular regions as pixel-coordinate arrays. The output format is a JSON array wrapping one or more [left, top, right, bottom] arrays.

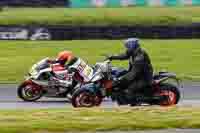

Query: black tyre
[[156, 83, 180, 106], [72, 89, 97, 108], [17, 81, 43, 102]]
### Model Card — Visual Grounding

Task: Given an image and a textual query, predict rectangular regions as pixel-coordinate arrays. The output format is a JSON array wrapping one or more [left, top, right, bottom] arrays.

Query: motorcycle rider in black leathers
[[107, 38, 154, 105]]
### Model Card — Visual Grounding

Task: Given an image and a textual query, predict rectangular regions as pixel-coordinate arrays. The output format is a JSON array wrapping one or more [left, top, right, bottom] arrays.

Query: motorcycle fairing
[[69, 58, 94, 82]]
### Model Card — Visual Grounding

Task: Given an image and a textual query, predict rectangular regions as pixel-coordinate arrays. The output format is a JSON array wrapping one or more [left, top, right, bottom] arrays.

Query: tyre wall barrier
[[0, 0, 69, 7], [0, 24, 200, 40], [48, 24, 200, 40]]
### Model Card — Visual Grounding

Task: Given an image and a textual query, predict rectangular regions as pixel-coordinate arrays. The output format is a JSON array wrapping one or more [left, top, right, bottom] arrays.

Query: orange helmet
[[57, 51, 74, 63]]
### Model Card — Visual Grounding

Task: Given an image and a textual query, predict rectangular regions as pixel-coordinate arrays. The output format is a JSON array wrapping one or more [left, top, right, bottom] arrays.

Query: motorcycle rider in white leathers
[[48, 51, 94, 85]]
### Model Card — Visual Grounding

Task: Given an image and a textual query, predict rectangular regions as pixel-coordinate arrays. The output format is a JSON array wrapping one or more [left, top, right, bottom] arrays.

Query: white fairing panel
[[69, 58, 94, 82], [31, 68, 52, 79]]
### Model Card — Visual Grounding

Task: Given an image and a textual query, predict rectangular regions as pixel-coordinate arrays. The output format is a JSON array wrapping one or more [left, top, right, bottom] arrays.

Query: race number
[[77, 60, 93, 80]]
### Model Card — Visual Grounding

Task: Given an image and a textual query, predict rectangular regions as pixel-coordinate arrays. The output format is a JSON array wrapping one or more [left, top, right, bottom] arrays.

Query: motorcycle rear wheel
[[156, 83, 180, 106]]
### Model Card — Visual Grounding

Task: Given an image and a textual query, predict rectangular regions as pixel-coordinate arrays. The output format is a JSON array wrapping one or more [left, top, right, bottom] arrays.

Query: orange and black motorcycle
[[71, 59, 181, 107]]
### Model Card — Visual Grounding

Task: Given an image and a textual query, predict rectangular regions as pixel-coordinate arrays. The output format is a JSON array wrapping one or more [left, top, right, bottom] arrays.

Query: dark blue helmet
[[124, 38, 140, 50]]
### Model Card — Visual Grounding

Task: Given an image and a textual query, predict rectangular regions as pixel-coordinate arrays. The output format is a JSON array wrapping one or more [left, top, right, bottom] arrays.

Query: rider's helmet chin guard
[[124, 38, 140, 51], [57, 51, 74, 65]]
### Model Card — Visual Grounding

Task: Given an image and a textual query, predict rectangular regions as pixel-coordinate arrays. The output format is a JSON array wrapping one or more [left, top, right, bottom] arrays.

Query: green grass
[[0, 107, 200, 133], [0, 39, 200, 83], [0, 7, 200, 26]]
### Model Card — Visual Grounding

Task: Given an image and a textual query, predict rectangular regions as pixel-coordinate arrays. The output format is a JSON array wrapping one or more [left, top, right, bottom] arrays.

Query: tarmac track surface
[[0, 82, 199, 109], [96, 129, 200, 133], [0, 83, 200, 133]]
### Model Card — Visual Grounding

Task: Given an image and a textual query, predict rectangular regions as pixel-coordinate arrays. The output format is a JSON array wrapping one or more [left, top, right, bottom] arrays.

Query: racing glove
[[105, 55, 113, 61]]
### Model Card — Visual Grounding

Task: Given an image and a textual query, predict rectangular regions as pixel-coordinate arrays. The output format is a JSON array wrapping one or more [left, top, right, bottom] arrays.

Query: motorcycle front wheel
[[72, 89, 103, 108], [17, 80, 44, 102]]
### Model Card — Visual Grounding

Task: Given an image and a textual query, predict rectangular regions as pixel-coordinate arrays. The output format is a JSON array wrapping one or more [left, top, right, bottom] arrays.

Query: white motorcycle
[[17, 58, 79, 102]]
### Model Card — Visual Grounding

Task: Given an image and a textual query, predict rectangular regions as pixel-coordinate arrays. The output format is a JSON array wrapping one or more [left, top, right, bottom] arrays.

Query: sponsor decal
[[0, 27, 51, 40], [30, 28, 51, 40], [0, 28, 28, 40]]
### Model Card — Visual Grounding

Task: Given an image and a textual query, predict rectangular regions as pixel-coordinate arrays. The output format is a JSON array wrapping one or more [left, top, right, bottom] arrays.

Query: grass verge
[[0, 107, 200, 133], [0, 39, 200, 83], [0, 7, 199, 26]]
